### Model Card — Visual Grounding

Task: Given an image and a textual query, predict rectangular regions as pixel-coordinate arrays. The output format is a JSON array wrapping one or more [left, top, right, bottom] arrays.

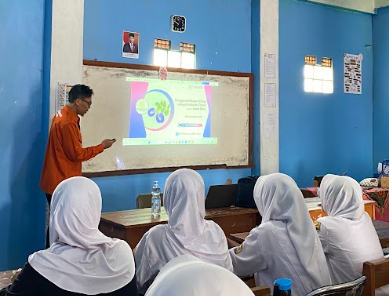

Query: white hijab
[[28, 177, 135, 295], [319, 174, 364, 219], [254, 173, 331, 290], [163, 169, 232, 269], [145, 255, 254, 296]]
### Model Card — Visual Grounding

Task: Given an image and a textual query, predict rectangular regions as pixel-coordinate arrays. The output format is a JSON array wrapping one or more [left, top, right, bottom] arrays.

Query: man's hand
[[102, 139, 116, 149]]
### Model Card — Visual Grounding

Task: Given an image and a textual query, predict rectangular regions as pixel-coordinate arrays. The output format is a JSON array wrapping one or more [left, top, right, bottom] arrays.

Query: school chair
[[250, 286, 271, 296], [361, 257, 389, 296], [136, 193, 164, 209], [306, 276, 365, 296]]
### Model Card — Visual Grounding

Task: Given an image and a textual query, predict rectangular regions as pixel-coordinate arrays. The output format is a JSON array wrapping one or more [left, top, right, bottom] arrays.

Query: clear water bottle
[[273, 278, 292, 296], [151, 181, 161, 218]]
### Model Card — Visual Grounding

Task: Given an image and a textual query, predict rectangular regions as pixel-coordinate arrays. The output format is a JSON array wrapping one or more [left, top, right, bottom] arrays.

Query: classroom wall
[[309, 0, 375, 13], [373, 6, 389, 166], [279, 0, 373, 187], [0, 0, 47, 270], [83, 0, 254, 211], [376, 0, 389, 9], [252, 0, 261, 176]]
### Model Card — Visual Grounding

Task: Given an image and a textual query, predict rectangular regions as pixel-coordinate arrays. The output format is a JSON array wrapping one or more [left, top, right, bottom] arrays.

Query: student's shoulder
[[52, 112, 76, 126], [244, 223, 273, 240], [144, 224, 167, 239]]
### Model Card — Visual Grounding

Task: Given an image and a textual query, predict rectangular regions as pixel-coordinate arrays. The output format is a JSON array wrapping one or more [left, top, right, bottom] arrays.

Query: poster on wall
[[56, 83, 73, 113], [122, 31, 139, 59], [264, 53, 276, 78], [344, 53, 362, 94], [264, 83, 276, 108]]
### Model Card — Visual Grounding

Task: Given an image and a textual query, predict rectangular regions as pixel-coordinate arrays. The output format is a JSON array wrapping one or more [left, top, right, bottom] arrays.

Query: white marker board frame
[[81, 60, 253, 177]]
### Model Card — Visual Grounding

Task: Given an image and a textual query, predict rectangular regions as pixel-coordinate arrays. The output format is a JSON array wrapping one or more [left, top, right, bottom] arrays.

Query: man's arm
[[60, 123, 104, 162]]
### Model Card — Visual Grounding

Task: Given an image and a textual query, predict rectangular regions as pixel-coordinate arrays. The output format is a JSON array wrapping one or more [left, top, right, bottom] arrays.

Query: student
[[317, 174, 389, 296], [135, 169, 232, 294], [145, 255, 255, 296], [229, 173, 331, 296], [0, 177, 138, 296]]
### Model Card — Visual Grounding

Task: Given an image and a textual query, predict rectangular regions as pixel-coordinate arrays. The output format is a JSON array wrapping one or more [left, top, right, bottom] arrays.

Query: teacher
[[40, 84, 116, 246]]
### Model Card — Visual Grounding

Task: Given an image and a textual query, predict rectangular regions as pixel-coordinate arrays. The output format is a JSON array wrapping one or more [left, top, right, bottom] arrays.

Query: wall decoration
[[56, 83, 73, 113], [122, 31, 139, 59], [344, 53, 362, 94]]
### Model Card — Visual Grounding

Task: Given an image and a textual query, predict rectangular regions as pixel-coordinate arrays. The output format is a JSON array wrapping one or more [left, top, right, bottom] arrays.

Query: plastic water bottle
[[151, 181, 161, 218], [273, 278, 292, 296]]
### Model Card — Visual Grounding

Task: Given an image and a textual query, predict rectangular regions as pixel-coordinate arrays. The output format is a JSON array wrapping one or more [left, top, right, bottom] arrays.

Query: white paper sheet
[[264, 53, 276, 78], [264, 83, 276, 108]]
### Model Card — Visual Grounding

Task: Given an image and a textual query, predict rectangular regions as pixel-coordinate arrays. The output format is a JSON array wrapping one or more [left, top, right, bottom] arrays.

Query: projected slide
[[123, 77, 218, 146]]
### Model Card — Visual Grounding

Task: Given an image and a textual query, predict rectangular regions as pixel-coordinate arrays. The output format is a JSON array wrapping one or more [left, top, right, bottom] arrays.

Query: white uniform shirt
[[229, 173, 331, 296], [135, 169, 232, 294], [318, 174, 389, 296], [230, 221, 330, 296]]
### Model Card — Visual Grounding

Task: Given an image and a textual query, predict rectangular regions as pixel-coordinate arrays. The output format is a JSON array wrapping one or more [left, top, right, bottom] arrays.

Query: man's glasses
[[80, 98, 92, 107]]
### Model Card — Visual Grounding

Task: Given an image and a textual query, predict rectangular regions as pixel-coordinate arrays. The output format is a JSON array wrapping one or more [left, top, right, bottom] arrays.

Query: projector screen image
[[124, 78, 217, 146], [81, 64, 251, 173]]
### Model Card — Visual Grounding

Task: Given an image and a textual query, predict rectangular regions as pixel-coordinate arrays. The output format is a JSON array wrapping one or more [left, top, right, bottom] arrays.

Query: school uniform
[[135, 169, 232, 294], [145, 255, 254, 296], [229, 173, 331, 296], [317, 174, 389, 296], [1, 177, 137, 296]]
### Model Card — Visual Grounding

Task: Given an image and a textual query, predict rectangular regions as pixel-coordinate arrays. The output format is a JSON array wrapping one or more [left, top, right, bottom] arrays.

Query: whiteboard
[[81, 61, 252, 176]]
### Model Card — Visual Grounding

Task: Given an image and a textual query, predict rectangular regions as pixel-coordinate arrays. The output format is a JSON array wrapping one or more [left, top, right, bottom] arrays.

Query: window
[[153, 39, 196, 69], [304, 56, 333, 94]]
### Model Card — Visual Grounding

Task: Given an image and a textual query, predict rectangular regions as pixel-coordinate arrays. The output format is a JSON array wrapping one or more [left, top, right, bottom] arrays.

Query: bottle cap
[[274, 278, 292, 291]]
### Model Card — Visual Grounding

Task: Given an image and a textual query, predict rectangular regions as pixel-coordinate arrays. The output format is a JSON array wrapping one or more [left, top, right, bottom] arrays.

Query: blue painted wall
[[0, 0, 47, 270], [279, 0, 373, 187], [251, 0, 261, 176], [83, 0, 254, 211], [373, 7, 389, 166]]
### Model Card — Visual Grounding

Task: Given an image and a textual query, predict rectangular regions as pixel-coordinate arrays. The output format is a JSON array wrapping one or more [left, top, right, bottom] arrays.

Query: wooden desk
[[251, 286, 271, 296], [307, 200, 376, 221], [230, 220, 389, 248], [0, 270, 15, 290], [100, 201, 376, 249], [100, 206, 260, 249]]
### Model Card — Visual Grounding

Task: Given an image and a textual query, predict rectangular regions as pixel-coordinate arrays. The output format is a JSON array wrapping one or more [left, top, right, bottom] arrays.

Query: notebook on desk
[[205, 184, 239, 209]]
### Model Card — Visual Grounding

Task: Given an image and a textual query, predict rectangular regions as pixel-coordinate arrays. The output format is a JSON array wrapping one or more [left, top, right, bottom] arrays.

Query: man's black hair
[[128, 32, 135, 38], [68, 84, 93, 103]]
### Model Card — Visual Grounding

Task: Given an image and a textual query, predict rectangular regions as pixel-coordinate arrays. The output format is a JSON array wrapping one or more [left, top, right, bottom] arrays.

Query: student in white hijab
[[229, 173, 331, 296], [145, 255, 254, 296], [317, 174, 389, 296], [135, 169, 232, 294], [0, 177, 137, 296]]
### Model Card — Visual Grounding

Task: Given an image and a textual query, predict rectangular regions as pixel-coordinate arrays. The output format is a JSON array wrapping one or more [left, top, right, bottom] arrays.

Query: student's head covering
[[28, 177, 135, 295], [319, 174, 364, 219], [163, 169, 232, 270], [145, 255, 254, 296], [254, 173, 331, 290]]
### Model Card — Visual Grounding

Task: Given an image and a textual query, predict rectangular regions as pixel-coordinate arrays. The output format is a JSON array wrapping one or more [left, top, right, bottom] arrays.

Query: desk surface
[[0, 270, 14, 290], [230, 220, 389, 248], [101, 206, 259, 228]]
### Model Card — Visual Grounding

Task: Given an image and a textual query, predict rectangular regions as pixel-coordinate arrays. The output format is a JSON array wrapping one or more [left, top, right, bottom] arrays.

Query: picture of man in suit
[[123, 32, 138, 54]]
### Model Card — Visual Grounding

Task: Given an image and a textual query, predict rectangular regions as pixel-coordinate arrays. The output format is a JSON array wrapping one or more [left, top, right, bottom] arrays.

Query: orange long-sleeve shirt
[[40, 106, 104, 194]]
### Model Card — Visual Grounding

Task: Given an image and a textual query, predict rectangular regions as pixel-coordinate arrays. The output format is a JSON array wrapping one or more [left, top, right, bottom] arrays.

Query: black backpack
[[234, 176, 259, 208]]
